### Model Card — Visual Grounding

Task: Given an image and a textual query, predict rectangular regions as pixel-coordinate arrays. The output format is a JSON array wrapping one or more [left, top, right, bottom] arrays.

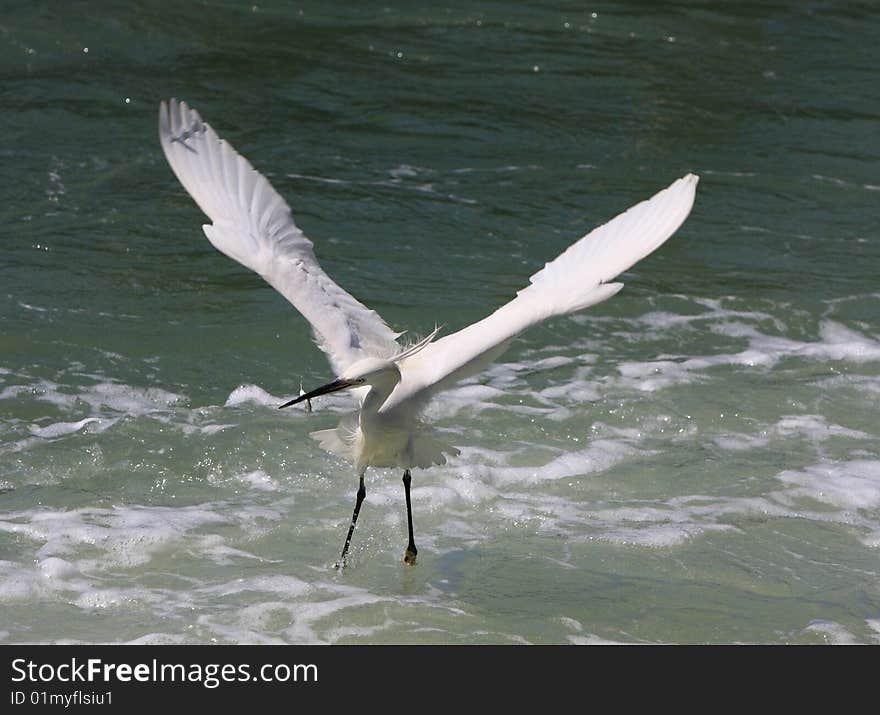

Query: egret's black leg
[[402, 469, 418, 565], [336, 475, 366, 569]]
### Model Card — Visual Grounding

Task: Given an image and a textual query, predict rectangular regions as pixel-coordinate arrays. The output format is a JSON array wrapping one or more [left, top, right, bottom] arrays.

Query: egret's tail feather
[[310, 423, 458, 471]]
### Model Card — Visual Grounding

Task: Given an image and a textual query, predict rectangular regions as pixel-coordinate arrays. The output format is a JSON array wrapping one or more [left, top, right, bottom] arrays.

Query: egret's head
[[278, 358, 400, 409]]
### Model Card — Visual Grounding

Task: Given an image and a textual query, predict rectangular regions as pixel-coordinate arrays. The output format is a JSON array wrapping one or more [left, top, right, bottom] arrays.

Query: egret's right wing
[[159, 99, 401, 374], [387, 174, 699, 410]]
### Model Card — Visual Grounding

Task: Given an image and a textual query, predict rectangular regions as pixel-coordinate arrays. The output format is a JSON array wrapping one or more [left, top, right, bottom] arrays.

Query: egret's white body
[[159, 98, 699, 564]]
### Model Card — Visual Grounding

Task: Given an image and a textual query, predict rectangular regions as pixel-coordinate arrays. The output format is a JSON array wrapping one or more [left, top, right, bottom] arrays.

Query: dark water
[[1, 2, 879, 643]]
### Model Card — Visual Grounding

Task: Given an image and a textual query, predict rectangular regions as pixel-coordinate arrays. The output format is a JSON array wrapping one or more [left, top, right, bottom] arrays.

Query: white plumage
[[158, 98, 401, 374], [159, 98, 699, 565]]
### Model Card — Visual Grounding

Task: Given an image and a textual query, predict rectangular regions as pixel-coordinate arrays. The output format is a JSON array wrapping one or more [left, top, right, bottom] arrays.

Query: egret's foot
[[404, 544, 418, 565]]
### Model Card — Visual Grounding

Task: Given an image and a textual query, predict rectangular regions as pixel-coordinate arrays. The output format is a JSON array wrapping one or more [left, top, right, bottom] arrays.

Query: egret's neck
[[360, 372, 400, 418]]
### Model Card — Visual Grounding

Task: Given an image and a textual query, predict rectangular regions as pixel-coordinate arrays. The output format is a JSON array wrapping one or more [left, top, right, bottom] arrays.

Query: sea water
[[1, 1, 879, 644]]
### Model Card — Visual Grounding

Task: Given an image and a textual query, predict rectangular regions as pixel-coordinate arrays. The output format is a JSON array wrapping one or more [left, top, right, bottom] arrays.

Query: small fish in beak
[[299, 381, 311, 413], [278, 377, 362, 409]]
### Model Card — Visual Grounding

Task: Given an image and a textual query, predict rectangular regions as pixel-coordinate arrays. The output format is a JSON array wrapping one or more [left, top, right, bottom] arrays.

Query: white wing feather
[[385, 174, 699, 411], [158, 98, 401, 373]]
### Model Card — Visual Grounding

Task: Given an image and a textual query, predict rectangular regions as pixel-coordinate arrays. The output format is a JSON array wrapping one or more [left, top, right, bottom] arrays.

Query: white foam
[[712, 434, 768, 451], [78, 383, 183, 413], [388, 164, 420, 178], [458, 440, 642, 487], [200, 575, 312, 598], [775, 460, 880, 511], [0, 381, 62, 403], [18, 301, 48, 312], [714, 415, 872, 452], [29, 417, 106, 438], [816, 374, 880, 396], [74, 587, 160, 610], [775, 415, 870, 440], [225, 384, 280, 407], [181, 422, 236, 436], [0, 561, 44, 601], [669, 494, 794, 521], [37, 557, 80, 580], [0, 379, 183, 414], [0, 502, 285, 575], [267, 591, 386, 644], [636, 303, 784, 332], [713, 320, 880, 365], [803, 620, 860, 645], [538, 383, 601, 403], [123, 633, 193, 645], [616, 359, 709, 392], [568, 634, 628, 645], [481, 354, 579, 383], [595, 522, 733, 548], [608, 311, 880, 393], [236, 470, 280, 492], [862, 529, 880, 548], [572, 296, 880, 397], [535, 458, 878, 552], [198, 423, 234, 435], [426, 384, 509, 419], [559, 616, 583, 632]]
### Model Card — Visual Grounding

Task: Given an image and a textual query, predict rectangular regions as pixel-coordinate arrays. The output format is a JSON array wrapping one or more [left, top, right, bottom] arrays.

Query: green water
[[1, 1, 879, 644]]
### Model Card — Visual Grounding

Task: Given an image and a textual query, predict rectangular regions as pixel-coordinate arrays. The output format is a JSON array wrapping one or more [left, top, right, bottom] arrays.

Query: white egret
[[159, 98, 699, 567]]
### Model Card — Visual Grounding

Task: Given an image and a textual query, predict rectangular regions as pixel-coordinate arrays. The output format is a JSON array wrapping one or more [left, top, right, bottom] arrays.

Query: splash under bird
[[158, 98, 699, 568]]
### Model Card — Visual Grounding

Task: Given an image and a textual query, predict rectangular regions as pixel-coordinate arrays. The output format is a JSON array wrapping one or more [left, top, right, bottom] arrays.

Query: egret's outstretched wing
[[386, 174, 699, 411], [158, 98, 401, 373]]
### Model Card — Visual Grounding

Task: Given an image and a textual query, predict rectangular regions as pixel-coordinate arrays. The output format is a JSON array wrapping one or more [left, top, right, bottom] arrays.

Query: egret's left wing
[[385, 174, 699, 412], [159, 98, 401, 373]]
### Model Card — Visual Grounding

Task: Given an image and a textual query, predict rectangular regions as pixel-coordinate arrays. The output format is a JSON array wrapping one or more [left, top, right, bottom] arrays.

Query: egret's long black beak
[[278, 378, 360, 409]]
